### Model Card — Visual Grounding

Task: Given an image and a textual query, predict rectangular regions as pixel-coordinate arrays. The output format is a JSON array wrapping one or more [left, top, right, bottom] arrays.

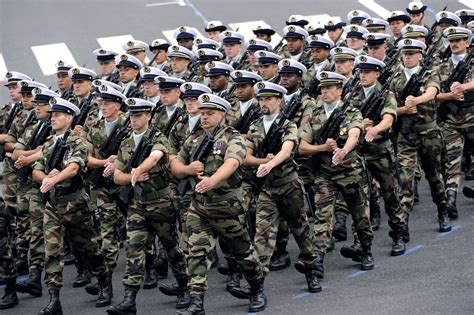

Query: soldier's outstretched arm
[[332, 127, 360, 166], [131, 150, 164, 186], [170, 158, 204, 179], [49, 162, 81, 184], [299, 139, 333, 156], [256, 140, 294, 178], [244, 147, 272, 167], [11, 146, 41, 161], [195, 158, 240, 194], [32, 169, 47, 184], [113, 168, 132, 186]]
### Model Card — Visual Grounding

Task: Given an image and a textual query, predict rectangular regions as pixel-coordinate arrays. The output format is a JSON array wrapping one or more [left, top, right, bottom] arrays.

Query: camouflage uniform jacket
[[152, 100, 186, 135]]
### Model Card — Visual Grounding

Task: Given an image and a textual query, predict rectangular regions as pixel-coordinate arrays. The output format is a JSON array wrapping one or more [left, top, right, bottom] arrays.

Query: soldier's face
[[118, 66, 139, 83], [130, 113, 150, 132], [286, 38, 304, 54], [402, 52, 422, 68], [223, 43, 241, 58], [247, 51, 258, 65], [310, 47, 329, 64], [207, 31, 221, 42], [410, 12, 423, 25], [368, 43, 387, 60], [72, 79, 92, 97], [390, 20, 406, 35], [328, 29, 342, 42], [151, 49, 168, 64], [200, 108, 224, 130], [258, 96, 281, 115], [360, 70, 380, 87], [335, 60, 355, 76], [50, 112, 73, 132], [184, 97, 200, 115], [160, 88, 180, 106], [99, 100, 121, 119], [130, 51, 147, 64], [98, 60, 116, 76], [57, 73, 72, 90], [235, 84, 255, 102], [21, 92, 34, 109], [280, 73, 301, 90], [142, 81, 160, 97], [208, 74, 229, 92], [170, 57, 190, 73], [346, 37, 366, 50], [321, 85, 342, 103], [177, 38, 194, 50], [449, 38, 469, 54], [258, 64, 278, 80], [256, 34, 271, 42], [438, 23, 452, 32], [34, 102, 50, 119], [7, 84, 21, 102]]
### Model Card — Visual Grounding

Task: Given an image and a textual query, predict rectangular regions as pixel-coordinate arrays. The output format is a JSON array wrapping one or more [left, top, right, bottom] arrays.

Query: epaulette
[[394, 71, 402, 78]]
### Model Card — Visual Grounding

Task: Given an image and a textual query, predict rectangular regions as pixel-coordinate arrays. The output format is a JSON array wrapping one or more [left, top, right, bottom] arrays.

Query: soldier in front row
[[32, 98, 111, 314]]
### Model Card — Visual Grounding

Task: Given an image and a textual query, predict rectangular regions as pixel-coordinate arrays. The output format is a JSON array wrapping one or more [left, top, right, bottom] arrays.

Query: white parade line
[[0, 54, 7, 84], [31, 43, 78, 76], [357, 0, 391, 19], [146, 0, 185, 7], [458, 0, 474, 9]]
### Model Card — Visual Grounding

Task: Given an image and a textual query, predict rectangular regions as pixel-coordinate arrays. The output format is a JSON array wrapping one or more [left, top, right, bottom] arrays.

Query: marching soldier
[[401, 24, 429, 42], [116, 54, 142, 99], [93, 49, 119, 83], [55, 61, 74, 99], [205, 61, 235, 98], [171, 93, 267, 314], [148, 39, 172, 73], [33, 97, 111, 313], [433, 11, 461, 60], [193, 48, 224, 84], [255, 51, 281, 83], [389, 38, 451, 234], [204, 20, 227, 42], [246, 39, 272, 73], [13, 87, 58, 298], [299, 71, 374, 272], [343, 24, 369, 54], [219, 31, 246, 69], [361, 17, 390, 35], [406, 1, 428, 26], [0, 196, 17, 309], [139, 66, 167, 105], [123, 40, 149, 66], [387, 11, 412, 42], [152, 76, 186, 132], [331, 47, 359, 86], [347, 10, 371, 25], [280, 26, 310, 66], [253, 23, 276, 43], [167, 45, 194, 80], [364, 33, 392, 62], [435, 27, 474, 219], [303, 35, 334, 86], [325, 17, 346, 47], [174, 26, 198, 51]]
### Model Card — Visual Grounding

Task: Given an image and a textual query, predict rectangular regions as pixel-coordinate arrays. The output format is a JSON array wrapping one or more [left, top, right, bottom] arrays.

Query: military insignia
[[290, 17, 297, 22], [441, 12, 448, 18], [368, 34, 375, 40], [201, 94, 210, 102], [448, 28, 456, 34], [224, 31, 232, 37], [184, 83, 192, 90], [350, 26, 358, 32], [339, 128, 347, 136], [256, 26, 262, 30], [407, 26, 413, 32], [172, 45, 179, 51], [249, 39, 256, 44], [259, 51, 266, 57], [404, 39, 412, 45], [461, 11, 467, 16], [99, 49, 106, 54], [72, 68, 80, 75], [100, 85, 108, 91], [391, 12, 398, 17], [360, 56, 367, 62], [320, 72, 328, 78], [127, 41, 134, 47], [198, 49, 205, 56], [33, 87, 42, 94], [196, 38, 202, 44], [179, 26, 187, 32], [283, 59, 291, 67], [208, 23, 215, 28], [335, 47, 342, 53], [213, 142, 222, 155], [352, 10, 359, 16], [21, 81, 28, 87], [120, 55, 128, 61], [328, 21, 334, 26], [288, 26, 296, 32], [57, 60, 65, 66], [5, 72, 12, 78], [144, 66, 151, 73], [93, 80, 101, 87], [412, 5, 419, 10], [50, 98, 57, 105], [257, 82, 265, 89], [208, 61, 215, 68], [366, 19, 373, 24], [158, 76, 166, 82], [311, 35, 318, 41], [127, 98, 136, 105], [235, 71, 242, 77]]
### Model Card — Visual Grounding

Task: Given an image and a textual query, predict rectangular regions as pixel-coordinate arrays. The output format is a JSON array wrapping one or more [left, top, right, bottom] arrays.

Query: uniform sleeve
[[33, 145, 47, 172], [113, 145, 127, 172], [281, 121, 298, 145], [299, 119, 315, 143], [346, 108, 364, 132], [168, 126, 180, 156], [152, 132, 169, 162], [224, 132, 246, 165], [380, 91, 397, 120], [66, 137, 87, 169], [244, 123, 258, 152], [176, 137, 191, 165], [425, 70, 440, 91]]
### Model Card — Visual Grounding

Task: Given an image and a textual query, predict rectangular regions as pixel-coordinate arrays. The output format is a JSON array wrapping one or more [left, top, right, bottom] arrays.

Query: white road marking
[[146, 0, 185, 7], [0, 54, 7, 83], [458, 0, 474, 9], [96, 35, 135, 54], [31, 43, 78, 76], [229, 20, 283, 48], [357, 0, 391, 19]]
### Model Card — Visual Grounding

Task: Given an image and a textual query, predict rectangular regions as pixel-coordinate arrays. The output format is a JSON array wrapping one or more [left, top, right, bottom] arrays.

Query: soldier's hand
[[131, 167, 149, 186], [451, 91, 465, 101], [332, 148, 348, 166], [72, 125, 83, 136], [40, 177, 57, 193], [405, 95, 418, 108], [405, 105, 418, 114], [195, 175, 216, 193], [450, 82, 466, 94], [365, 126, 379, 143], [265, 153, 275, 161], [363, 118, 374, 130], [256, 163, 273, 178], [326, 138, 337, 152], [188, 161, 205, 176], [47, 169, 60, 178], [103, 162, 115, 177], [107, 155, 117, 163], [15, 155, 27, 169]]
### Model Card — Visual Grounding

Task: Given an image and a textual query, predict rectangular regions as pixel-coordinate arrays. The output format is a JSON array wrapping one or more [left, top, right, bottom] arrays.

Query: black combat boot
[[294, 251, 324, 279], [463, 154, 474, 180], [390, 232, 406, 256], [446, 190, 458, 219], [15, 267, 42, 297], [176, 294, 205, 315], [226, 263, 241, 291], [360, 246, 375, 271], [154, 249, 168, 280], [414, 179, 420, 204], [463, 186, 474, 198], [143, 263, 157, 290], [85, 281, 100, 296], [175, 278, 191, 309], [64, 240, 75, 266], [438, 207, 452, 233], [248, 281, 267, 313], [38, 288, 62, 315], [96, 272, 113, 307], [340, 238, 363, 263], [306, 269, 322, 293], [15, 250, 29, 276], [159, 283, 180, 296], [370, 203, 381, 231], [0, 277, 18, 310], [332, 213, 347, 241], [217, 263, 228, 275], [73, 263, 91, 288], [107, 285, 138, 315], [269, 242, 291, 271], [210, 249, 219, 269]]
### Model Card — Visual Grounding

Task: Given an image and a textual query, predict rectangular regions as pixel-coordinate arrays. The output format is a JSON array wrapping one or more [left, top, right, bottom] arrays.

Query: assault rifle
[[0, 102, 22, 161], [425, 5, 447, 46], [234, 104, 261, 135]]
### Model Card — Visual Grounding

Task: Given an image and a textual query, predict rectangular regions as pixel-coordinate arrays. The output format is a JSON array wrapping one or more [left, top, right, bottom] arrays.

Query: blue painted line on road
[[347, 265, 380, 278], [401, 244, 424, 256], [184, 0, 208, 25], [438, 225, 461, 237], [293, 285, 329, 299]]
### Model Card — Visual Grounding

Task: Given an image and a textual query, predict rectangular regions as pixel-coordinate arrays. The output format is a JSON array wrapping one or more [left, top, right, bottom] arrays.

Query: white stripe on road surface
[[458, 0, 474, 9], [357, 0, 391, 19], [31, 43, 78, 76], [229, 20, 283, 48], [0, 54, 7, 84], [96, 35, 135, 55], [146, 0, 185, 7]]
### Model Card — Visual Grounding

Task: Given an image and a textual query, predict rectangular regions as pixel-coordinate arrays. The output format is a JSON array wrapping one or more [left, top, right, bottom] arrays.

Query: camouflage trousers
[[96, 189, 124, 272], [28, 185, 45, 270], [0, 197, 15, 279], [440, 122, 474, 192], [397, 128, 447, 215], [123, 191, 187, 288], [313, 159, 373, 252], [43, 192, 106, 289], [187, 193, 263, 294], [16, 183, 32, 255], [255, 178, 316, 275], [2, 159, 17, 241]]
